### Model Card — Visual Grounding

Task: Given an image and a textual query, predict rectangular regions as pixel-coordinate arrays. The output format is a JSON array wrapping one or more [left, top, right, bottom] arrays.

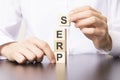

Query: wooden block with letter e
[[54, 28, 66, 40], [54, 28, 67, 63], [58, 14, 70, 26]]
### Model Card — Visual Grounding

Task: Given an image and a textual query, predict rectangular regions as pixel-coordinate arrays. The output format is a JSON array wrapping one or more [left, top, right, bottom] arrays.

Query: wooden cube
[[54, 28, 66, 40], [58, 15, 70, 26], [54, 40, 66, 52], [55, 52, 67, 63], [55, 63, 66, 80]]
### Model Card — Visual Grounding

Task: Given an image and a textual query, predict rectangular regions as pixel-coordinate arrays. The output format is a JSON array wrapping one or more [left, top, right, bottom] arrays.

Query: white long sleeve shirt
[[0, 0, 120, 56]]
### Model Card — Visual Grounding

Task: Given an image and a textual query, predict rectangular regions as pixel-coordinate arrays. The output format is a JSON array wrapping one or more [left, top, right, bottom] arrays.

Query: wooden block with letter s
[[58, 14, 70, 27]]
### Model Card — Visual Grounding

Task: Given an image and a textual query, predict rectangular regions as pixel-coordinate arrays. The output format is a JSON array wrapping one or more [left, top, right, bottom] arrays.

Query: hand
[[69, 6, 112, 51], [0, 36, 56, 64]]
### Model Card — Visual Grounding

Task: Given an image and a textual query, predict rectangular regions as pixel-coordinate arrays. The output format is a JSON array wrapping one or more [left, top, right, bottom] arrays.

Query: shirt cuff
[[0, 56, 7, 60], [96, 49, 110, 54], [0, 36, 14, 45], [109, 31, 120, 56]]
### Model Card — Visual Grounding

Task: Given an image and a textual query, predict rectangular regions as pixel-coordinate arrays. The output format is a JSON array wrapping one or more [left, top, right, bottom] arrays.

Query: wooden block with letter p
[[54, 28, 67, 63], [58, 14, 70, 27], [55, 52, 66, 63]]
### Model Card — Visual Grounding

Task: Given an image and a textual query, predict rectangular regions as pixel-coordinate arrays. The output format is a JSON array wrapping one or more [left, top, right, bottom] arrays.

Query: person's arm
[[69, 0, 120, 56], [69, 6, 112, 52], [0, 0, 22, 52], [0, 0, 56, 63], [105, 0, 120, 56]]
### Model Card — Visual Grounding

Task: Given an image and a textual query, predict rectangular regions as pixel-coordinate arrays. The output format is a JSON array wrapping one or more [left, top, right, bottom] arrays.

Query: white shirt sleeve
[[107, 0, 120, 56], [0, 0, 22, 45], [109, 31, 120, 56], [90, 0, 120, 55]]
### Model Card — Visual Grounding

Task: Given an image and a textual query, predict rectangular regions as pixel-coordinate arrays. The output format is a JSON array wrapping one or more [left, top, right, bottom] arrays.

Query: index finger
[[29, 37, 56, 63], [69, 6, 100, 16]]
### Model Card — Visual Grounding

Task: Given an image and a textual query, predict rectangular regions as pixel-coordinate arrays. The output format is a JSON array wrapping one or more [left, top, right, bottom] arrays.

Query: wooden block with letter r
[[54, 28, 67, 63], [58, 14, 70, 27], [54, 40, 66, 52]]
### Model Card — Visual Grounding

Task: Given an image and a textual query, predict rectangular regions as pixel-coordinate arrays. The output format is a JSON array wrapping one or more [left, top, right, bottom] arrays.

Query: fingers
[[68, 6, 108, 42], [11, 52, 26, 64], [3, 40, 52, 64], [74, 16, 106, 37], [81, 27, 105, 37], [15, 37, 55, 64], [74, 16, 104, 28], [69, 6, 100, 16], [24, 42, 44, 61], [28, 37, 56, 63], [69, 10, 102, 22], [69, 6, 111, 51], [69, 6, 107, 27], [1, 37, 56, 64], [18, 46, 37, 62], [74, 17, 96, 28], [38, 41, 55, 63]]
